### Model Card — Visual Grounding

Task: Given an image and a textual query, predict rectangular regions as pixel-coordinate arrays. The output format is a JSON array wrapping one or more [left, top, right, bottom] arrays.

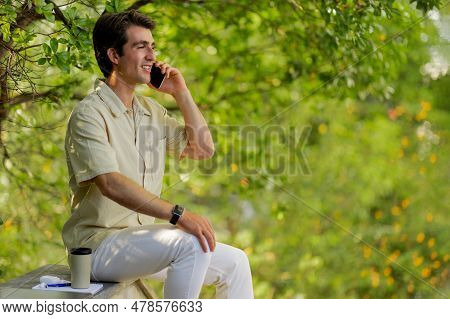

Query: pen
[[46, 283, 71, 288]]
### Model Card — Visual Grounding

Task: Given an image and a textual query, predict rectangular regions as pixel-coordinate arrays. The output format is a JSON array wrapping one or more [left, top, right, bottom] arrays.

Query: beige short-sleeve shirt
[[62, 79, 188, 252]]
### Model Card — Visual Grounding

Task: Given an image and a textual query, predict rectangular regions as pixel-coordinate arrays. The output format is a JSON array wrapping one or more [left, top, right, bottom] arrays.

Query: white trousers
[[90, 224, 254, 299]]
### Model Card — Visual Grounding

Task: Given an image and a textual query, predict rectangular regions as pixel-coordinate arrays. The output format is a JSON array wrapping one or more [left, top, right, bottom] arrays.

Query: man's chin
[[138, 73, 151, 85]]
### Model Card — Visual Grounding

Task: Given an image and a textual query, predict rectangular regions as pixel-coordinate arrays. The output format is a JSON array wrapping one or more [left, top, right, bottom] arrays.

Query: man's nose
[[145, 48, 156, 61]]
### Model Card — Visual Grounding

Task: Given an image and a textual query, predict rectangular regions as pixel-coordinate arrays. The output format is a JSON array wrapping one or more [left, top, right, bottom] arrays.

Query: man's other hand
[[176, 210, 216, 253]]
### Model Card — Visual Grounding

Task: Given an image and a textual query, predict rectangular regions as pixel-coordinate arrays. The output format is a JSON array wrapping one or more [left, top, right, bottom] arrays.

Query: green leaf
[[42, 3, 54, 12], [50, 38, 58, 52], [105, 3, 114, 13], [37, 57, 47, 65], [65, 7, 77, 20], [42, 43, 51, 55], [55, 52, 70, 72], [1, 23, 10, 42], [409, 0, 441, 13], [44, 11, 55, 22], [105, 0, 124, 13], [58, 51, 70, 62], [33, 0, 45, 6]]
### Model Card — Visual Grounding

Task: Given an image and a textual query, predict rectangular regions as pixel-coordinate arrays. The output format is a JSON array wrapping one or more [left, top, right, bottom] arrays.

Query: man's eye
[[138, 46, 145, 49]]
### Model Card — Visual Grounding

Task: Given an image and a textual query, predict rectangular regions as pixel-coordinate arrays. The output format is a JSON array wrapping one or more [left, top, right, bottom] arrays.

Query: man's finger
[[203, 230, 215, 252], [204, 219, 215, 242], [166, 67, 172, 79], [160, 63, 169, 74], [197, 233, 208, 253], [206, 218, 215, 233]]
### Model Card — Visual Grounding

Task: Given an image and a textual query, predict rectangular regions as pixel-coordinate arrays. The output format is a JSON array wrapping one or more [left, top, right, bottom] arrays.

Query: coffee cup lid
[[70, 247, 92, 255]]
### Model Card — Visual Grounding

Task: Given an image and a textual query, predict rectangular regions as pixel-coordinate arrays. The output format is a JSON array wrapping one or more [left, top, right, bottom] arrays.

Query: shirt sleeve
[[66, 108, 119, 185], [163, 107, 188, 159]]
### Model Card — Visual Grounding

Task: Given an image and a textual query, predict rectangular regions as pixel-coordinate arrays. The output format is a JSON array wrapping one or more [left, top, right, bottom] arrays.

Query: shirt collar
[[133, 94, 152, 117], [94, 78, 151, 117]]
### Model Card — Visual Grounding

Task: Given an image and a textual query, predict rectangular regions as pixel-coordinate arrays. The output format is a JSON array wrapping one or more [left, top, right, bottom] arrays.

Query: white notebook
[[32, 283, 103, 295]]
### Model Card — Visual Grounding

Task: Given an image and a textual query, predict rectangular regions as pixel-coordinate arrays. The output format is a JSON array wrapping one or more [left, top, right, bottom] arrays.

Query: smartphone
[[149, 65, 166, 89]]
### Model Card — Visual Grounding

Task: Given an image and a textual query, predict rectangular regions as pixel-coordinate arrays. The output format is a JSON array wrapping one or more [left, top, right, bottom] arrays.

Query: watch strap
[[169, 205, 184, 225]]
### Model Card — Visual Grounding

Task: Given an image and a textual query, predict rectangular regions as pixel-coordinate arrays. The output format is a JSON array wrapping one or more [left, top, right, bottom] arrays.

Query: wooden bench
[[0, 264, 158, 299]]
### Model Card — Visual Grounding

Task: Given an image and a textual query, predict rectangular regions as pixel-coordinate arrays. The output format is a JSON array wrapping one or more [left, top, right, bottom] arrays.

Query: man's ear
[[106, 48, 120, 65]]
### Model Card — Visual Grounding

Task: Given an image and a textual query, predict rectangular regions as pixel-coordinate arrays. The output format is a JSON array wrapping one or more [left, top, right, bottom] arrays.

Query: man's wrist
[[172, 88, 191, 100]]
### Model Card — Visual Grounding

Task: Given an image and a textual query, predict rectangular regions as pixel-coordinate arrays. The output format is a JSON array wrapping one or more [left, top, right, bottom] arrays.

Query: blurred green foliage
[[0, 0, 448, 298]]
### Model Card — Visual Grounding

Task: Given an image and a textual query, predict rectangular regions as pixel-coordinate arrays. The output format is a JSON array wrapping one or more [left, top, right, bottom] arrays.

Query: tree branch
[[7, 87, 84, 106], [0, 65, 9, 159], [46, 0, 71, 29]]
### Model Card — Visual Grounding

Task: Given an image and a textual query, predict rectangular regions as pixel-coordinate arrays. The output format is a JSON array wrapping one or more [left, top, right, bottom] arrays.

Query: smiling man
[[61, 10, 253, 298]]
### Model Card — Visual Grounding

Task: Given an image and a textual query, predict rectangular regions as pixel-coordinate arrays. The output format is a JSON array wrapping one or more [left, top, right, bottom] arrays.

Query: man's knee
[[175, 229, 211, 255], [236, 248, 251, 269], [225, 246, 251, 272]]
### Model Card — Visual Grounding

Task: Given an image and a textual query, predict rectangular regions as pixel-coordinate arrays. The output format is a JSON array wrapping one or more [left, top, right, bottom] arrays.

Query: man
[[62, 10, 254, 298]]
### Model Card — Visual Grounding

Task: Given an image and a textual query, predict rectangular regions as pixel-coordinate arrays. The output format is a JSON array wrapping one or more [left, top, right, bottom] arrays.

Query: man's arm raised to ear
[[89, 172, 216, 252]]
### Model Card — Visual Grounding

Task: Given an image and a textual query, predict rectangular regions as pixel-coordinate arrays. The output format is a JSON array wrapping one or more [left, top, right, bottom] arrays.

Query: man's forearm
[[96, 171, 215, 252], [101, 172, 173, 221], [173, 89, 214, 156]]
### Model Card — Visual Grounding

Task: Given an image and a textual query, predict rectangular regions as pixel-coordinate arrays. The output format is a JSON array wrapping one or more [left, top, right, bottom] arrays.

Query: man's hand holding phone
[[147, 61, 188, 96]]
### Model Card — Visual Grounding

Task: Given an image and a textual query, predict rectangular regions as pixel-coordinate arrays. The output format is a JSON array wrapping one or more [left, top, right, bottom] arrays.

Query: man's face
[[114, 25, 156, 85]]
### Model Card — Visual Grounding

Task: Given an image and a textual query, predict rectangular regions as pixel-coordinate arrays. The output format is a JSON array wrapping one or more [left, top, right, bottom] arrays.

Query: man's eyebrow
[[132, 40, 156, 47]]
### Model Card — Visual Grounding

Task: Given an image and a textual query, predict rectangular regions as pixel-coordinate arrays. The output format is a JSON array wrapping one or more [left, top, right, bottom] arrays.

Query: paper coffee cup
[[69, 247, 92, 289]]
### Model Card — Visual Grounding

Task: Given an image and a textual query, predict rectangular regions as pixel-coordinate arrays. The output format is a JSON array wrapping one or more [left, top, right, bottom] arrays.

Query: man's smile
[[142, 65, 152, 73]]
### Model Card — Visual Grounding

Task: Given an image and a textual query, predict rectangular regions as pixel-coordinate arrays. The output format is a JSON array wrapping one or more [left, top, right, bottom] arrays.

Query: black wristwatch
[[169, 205, 185, 225]]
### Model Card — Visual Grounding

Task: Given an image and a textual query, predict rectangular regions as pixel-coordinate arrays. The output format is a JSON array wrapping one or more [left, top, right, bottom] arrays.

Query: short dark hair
[[93, 10, 156, 78]]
